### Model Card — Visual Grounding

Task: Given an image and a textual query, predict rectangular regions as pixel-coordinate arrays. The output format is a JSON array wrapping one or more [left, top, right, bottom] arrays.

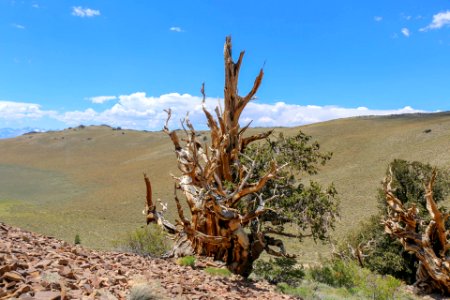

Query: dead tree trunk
[[144, 36, 293, 277], [384, 168, 450, 294]]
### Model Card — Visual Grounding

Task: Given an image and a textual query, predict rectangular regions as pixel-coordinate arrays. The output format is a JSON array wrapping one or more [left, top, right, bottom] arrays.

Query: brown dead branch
[[142, 36, 298, 277], [384, 168, 450, 294]]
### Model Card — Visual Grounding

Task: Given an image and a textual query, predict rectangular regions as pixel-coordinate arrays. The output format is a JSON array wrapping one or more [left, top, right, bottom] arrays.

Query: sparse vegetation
[[176, 256, 196, 267], [204, 267, 232, 277], [253, 257, 305, 286], [113, 224, 171, 257], [307, 260, 403, 300], [74, 233, 81, 245]]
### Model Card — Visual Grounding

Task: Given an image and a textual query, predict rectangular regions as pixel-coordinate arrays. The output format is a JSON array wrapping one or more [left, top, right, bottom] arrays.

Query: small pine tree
[[74, 234, 81, 245]]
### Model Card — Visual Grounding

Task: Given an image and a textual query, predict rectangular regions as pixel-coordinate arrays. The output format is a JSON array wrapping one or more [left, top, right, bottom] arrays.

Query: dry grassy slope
[[1, 113, 450, 263], [0, 126, 181, 249]]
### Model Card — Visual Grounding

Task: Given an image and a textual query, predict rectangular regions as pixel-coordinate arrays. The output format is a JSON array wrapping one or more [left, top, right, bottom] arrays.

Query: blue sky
[[1, 1, 450, 132]]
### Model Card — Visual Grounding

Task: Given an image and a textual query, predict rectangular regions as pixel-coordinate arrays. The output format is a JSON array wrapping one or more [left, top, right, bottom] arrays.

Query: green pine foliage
[[253, 257, 305, 286], [242, 131, 339, 242], [74, 234, 81, 245]]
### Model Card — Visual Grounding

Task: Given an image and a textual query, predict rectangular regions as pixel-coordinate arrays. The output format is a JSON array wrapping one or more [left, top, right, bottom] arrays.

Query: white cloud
[[32, 3, 39, 8], [56, 92, 209, 128], [0, 94, 427, 131], [170, 27, 183, 32], [72, 6, 100, 18], [88, 95, 117, 104], [12, 23, 25, 29], [241, 102, 423, 127], [401, 27, 410, 37], [374, 16, 383, 22], [420, 10, 450, 31], [0, 101, 55, 120], [52, 93, 426, 130]]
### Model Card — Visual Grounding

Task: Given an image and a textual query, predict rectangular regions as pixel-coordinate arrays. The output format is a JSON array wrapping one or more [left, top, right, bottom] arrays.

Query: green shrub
[[204, 267, 232, 277], [176, 256, 196, 267], [277, 282, 312, 298], [74, 234, 81, 245], [114, 224, 170, 257], [253, 257, 304, 286], [309, 260, 402, 300], [310, 259, 356, 288]]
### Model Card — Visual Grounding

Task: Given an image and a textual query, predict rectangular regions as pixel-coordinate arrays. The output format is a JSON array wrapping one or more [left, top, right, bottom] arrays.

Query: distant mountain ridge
[[0, 127, 43, 139]]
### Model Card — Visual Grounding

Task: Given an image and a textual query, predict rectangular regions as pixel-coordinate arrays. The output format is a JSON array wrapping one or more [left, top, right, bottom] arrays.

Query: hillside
[[0, 222, 292, 299], [1, 112, 450, 262]]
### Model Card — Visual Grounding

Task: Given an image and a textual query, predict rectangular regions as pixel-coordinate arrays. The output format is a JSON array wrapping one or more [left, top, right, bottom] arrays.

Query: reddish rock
[[3, 271, 24, 282], [58, 258, 69, 266], [34, 290, 61, 300]]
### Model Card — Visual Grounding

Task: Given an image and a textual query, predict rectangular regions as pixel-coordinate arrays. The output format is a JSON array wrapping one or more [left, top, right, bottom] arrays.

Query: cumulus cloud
[[420, 10, 450, 31], [72, 6, 100, 18], [53, 93, 426, 130], [56, 92, 210, 128], [401, 27, 410, 37], [88, 95, 117, 104], [170, 27, 183, 32], [374, 16, 383, 22], [0, 93, 427, 131], [0, 101, 55, 120], [241, 102, 422, 127]]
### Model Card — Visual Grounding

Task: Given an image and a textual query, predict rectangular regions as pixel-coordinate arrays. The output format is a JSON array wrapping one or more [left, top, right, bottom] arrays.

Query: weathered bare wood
[[143, 174, 177, 234], [384, 168, 450, 294], [240, 129, 273, 150], [144, 36, 296, 276]]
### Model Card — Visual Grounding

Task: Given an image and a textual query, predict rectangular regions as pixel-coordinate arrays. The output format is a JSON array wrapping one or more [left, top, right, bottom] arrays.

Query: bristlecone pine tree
[[384, 167, 450, 294], [143, 36, 338, 276]]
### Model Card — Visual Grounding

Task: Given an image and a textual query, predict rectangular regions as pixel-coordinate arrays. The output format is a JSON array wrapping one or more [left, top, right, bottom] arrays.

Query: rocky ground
[[0, 222, 296, 299]]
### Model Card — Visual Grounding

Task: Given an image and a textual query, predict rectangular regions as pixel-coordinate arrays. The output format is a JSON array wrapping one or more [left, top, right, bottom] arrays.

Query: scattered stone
[[33, 290, 61, 300], [3, 271, 24, 282], [0, 222, 293, 299]]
